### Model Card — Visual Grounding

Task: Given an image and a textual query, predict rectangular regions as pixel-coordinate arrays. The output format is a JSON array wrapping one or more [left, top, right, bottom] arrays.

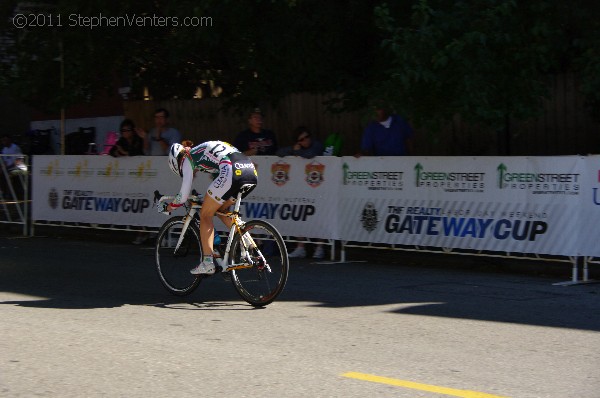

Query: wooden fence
[[124, 75, 600, 156], [124, 93, 366, 155]]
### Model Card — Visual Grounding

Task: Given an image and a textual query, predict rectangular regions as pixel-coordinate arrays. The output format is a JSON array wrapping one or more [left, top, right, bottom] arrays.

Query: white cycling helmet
[[168, 143, 185, 176]]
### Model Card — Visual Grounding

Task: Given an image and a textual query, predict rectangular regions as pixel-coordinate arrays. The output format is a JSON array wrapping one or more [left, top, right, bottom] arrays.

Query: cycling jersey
[[170, 141, 257, 207]]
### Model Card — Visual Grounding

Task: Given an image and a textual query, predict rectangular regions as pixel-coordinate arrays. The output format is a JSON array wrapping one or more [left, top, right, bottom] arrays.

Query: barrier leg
[[554, 256, 599, 286]]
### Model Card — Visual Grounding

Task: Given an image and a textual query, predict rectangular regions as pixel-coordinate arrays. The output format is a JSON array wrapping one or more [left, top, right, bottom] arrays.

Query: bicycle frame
[[160, 190, 264, 271]]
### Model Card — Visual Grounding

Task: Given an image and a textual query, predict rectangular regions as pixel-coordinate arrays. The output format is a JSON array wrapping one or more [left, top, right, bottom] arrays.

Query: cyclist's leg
[[200, 161, 235, 257], [199, 195, 223, 256], [216, 199, 235, 229]]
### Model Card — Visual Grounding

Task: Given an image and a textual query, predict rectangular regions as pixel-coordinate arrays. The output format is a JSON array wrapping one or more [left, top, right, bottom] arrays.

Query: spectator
[[1, 134, 24, 172], [234, 108, 278, 156], [139, 108, 182, 156], [355, 103, 414, 157], [277, 126, 326, 260], [110, 119, 145, 157], [1, 134, 26, 200], [276, 125, 323, 158], [133, 108, 181, 245]]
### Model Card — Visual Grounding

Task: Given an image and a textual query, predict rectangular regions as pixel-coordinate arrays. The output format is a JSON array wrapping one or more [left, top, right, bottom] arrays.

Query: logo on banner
[[48, 188, 59, 209], [593, 170, 600, 205], [305, 162, 325, 187], [271, 161, 290, 186], [98, 160, 125, 178], [68, 159, 94, 177], [360, 202, 379, 232], [497, 163, 579, 195], [40, 159, 64, 177], [414, 163, 485, 193], [342, 163, 404, 190], [130, 160, 158, 179]]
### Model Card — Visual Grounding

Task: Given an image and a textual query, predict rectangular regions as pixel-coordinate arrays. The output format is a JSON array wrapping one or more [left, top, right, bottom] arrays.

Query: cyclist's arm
[[170, 160, 194, 208]]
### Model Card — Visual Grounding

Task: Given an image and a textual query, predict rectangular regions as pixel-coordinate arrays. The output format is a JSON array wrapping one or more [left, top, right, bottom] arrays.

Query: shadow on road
[[1, 235, 599, 331]]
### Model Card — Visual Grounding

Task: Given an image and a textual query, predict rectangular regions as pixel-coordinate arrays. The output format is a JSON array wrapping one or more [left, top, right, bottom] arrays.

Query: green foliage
[[372, 0, 600, 130], [1, 0, 599, 130]]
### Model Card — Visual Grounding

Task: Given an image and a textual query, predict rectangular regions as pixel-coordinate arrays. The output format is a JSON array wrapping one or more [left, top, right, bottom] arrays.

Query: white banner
[[338, 156, 583, 256], [243, 156, 341, 239], [32, 156, 181, 227], [581, 155, 600, 256], [32, 155, 598, 256]]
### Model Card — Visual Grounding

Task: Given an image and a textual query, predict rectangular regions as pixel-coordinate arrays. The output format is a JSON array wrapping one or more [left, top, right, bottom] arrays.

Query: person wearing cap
[[234, 108, 278, 156], [355, 103, 414, 157]]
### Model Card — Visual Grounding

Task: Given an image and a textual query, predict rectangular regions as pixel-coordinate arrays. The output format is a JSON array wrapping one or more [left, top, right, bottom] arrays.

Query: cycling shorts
[[206, 152, 257, 204]]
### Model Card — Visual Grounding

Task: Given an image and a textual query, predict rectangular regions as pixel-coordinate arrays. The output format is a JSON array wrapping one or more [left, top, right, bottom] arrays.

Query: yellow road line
[[341, 372, 509, 398]]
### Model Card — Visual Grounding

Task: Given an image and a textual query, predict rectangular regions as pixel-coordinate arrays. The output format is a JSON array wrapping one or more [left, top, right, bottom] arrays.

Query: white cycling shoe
[[190, 261, 215, 275]]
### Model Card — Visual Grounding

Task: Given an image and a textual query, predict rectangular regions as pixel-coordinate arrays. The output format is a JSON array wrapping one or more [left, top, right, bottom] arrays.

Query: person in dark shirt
[[234, 108, 278, 156], [276, 126, 323, 158], [277, 126, 326, 259], [110, 119, 145, 157], [356, 103, 414, 157]]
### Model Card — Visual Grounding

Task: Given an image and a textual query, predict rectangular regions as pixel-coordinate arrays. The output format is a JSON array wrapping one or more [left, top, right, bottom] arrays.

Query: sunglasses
[[298, 135, 311, 141]]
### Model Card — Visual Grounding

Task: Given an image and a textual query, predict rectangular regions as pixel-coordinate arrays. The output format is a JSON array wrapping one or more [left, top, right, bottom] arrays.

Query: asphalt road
[[1, 231, 599, 398]]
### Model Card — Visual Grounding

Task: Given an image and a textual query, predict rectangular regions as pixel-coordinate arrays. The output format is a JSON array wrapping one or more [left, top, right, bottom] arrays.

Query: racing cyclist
[[162, 140, 257, 275]]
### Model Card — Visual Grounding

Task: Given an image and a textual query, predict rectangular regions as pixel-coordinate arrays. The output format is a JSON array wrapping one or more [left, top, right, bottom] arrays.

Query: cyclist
[[161, 140, 257, 275]]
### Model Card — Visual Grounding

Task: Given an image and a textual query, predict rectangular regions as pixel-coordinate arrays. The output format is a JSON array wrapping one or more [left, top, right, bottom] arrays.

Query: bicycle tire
[[155, 217, 203, 296], [229, 220, 289, 307]]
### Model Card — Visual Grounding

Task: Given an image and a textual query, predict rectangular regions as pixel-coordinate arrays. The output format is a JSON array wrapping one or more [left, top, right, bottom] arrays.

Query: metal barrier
[[338, 241, 594, 285], [0, 154, 30, 236]]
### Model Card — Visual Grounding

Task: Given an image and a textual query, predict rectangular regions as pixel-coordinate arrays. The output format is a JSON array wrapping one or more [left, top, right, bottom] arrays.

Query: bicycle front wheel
[[155, 217, 203, 296], [229, 220, 289, 307]]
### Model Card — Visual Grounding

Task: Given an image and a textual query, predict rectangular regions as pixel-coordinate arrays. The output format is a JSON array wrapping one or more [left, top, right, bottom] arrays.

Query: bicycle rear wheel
[[155, 217, 203, 296], [229, 220, 289, 307]]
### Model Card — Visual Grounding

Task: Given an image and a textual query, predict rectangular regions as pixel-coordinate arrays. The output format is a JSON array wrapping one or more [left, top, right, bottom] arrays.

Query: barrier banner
[[244, 156, 341, 239], [32, 155, 181, 227], [338, 156, 584, 256], [31, 155, 341, 237], [33, 154, 596, 256], [581, 155, 600, 256]]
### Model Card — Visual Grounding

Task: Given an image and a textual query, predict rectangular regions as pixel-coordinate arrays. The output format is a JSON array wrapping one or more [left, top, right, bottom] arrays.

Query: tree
[[1, 0, 599, 138], [371, 0, 600, 133], [0, 0, 379, 112]]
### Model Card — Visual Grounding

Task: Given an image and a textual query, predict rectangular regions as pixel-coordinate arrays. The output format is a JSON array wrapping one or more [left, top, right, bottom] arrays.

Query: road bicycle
[[153, 185, 289, 307]]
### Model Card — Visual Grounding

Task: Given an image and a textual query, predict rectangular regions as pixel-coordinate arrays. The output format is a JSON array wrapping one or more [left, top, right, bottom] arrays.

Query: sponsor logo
[[342, 163, 404, 190], [415, 163, 485, 193], [97, 160, 125, 177], [305, 162, 324, 187], [360, 202, 379, 232], [67, 159, 94, 177], [40, 159, 64, 177], [243, 202, 315, 221], [383, 206, 548, 241], [593, 169, 600, 206], [271, 161, 290, 186], [214, 175, 226, 188], [497, 163, 579, 195], [235, 162, 254, 169], [60, 190, 150, 213], [48, 188, 59, 209], [129, 160, 158, 179]]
